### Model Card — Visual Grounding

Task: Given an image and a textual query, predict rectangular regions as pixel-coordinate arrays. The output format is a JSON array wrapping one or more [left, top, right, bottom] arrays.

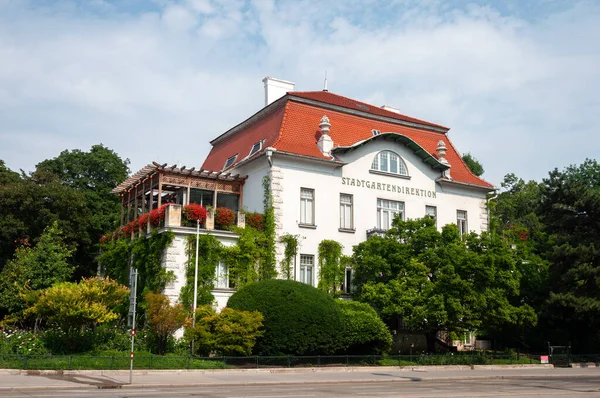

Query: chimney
[[262, 77, 295, 107], [317, 115, 334, 157], [381, 105, 402, 114]]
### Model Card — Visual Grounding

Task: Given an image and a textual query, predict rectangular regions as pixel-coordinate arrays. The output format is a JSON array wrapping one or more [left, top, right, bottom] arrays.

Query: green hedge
[[337, 301, 392, 355], [227, 279, 345, 355]]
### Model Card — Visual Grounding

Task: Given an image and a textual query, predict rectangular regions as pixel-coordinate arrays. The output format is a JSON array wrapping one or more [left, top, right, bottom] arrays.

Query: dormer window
[[371, 150, 408, 176], [249, 140, 262, 157], [372, 129, 381, 136], [224, 154, 238, 169]]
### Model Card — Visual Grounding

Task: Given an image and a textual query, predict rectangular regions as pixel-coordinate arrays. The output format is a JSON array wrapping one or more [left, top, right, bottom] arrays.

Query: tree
[[352, 217, 536, 352], [0, 221, 74, 317], [0, 160, 21, 185], [145, 293, 187, 355], [34, 144, 130, 277], [539, 159, 600, 351], [462, 153, 485, 177]]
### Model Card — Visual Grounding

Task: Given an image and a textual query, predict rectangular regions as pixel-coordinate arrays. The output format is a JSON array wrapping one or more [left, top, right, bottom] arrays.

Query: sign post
[[128, 267, 138, 385]]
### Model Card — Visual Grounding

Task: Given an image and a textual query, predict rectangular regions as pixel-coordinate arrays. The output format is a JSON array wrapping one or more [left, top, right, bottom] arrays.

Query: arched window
[[371, 151, 408, 176]]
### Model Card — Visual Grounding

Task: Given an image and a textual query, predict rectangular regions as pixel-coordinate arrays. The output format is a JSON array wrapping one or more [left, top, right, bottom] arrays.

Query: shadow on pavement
[[371, 373, 423, 382], [36, 374, 126, 389]]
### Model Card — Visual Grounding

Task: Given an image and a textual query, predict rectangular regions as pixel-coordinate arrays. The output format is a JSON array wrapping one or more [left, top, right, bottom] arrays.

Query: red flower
[[183, 203, 207, 224], [215, 207, 236, 229], [148, 203, 170, 227], [245, 212, 265, 230], [138, 213, 149, 230], [99, 233, 112, 245]]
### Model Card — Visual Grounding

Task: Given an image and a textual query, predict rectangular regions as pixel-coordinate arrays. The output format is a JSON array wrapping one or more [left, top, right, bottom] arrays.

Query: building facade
[[200, 78, 495, 293]]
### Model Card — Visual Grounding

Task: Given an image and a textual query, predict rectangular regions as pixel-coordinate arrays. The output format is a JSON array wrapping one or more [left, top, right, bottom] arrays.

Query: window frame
[[224, 154, 238, 169], [215, 261, 233, 289], [299, 187, 315, 226], [377, 198, 404, 230], [370, 150, 409, 178], [425, 205, 437, 227], [339, 193, 354, 230], [299, 254, 314, 286], [248, 140, 262, 157], [457, 210, 468, 235]]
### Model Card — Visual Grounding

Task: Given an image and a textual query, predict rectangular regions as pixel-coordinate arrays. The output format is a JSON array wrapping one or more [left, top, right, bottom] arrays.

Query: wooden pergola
[[112, 162, 246, 226]]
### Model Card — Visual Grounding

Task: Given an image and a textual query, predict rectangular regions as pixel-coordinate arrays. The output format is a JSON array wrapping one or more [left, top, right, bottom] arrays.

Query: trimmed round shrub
[[227, 279, 345, 355], [336, 300, 392, 355]]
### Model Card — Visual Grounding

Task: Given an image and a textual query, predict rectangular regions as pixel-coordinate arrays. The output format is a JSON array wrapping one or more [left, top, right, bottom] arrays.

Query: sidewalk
[[1, 365, 600, 391]]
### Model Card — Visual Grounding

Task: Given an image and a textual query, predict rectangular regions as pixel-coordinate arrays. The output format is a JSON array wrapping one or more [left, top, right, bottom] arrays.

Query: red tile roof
[[201, 104, 287, 172], [290, 91, 449, 131], [202, 91, 493, 189]]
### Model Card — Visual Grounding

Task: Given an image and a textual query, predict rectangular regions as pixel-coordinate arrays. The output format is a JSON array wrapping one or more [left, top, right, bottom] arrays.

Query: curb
[[1, 372, 600, 392], [0, 364, 553, 376]]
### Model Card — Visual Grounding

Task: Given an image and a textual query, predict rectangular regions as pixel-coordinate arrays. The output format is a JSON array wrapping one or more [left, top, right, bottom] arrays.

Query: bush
[[186, 306, 264, 356], [227, 279, 345, 355], [145, 293, 187, 355], [336, 301, 392, 355], [0, 329, 49, 355]]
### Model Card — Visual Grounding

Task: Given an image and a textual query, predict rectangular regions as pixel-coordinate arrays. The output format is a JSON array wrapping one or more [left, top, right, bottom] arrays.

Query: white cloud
[[0, 0, 598, 186]]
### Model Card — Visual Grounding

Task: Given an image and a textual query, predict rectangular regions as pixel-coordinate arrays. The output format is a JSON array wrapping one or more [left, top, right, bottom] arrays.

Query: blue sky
[[1, 0, 599, 187]]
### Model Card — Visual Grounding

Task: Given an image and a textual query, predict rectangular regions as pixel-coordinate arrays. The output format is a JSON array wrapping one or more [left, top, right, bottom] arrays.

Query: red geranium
[[215, 207, 236, 229], [148, 203, 170, 227], [183, 203, 207, 224], [138, 213, 149, 230], [99, 233, 112, 245], [245, 212, 265, 230]]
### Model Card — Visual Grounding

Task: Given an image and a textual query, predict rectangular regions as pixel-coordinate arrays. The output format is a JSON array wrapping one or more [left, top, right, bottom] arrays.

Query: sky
[[0, 0, 599, 187]]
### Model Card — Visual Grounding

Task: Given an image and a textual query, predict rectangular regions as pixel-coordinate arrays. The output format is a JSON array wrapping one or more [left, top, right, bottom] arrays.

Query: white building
[[115, 77, 494, 309], [199, 77, 495, 294]]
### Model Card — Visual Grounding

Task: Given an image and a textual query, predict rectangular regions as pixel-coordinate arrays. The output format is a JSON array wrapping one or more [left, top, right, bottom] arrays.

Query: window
[[300, 188, 315, 225], [457, 210, 468, 235], [343, 268, 353, 294], [299, 255, 314, 286], [224, 154, 238, 169], [371, 151, 408, 176], [340, 194, 353, 229], [249, 140, 262, 157], [377, 199, 404, 230], [372, 129, 381, 136], [425, 205, 437, 226], [215, 261, 233, 288]]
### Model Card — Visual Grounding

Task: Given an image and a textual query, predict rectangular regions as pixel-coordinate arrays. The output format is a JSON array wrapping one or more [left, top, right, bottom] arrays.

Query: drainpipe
[[265, 147, 276, 168]]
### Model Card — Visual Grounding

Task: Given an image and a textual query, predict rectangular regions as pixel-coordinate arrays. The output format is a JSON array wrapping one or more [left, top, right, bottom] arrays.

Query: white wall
[[255, 139, 489, 287]]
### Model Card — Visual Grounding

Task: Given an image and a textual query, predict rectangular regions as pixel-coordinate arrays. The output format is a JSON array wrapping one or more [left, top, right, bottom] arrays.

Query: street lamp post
[[191, 218, 200, 354]]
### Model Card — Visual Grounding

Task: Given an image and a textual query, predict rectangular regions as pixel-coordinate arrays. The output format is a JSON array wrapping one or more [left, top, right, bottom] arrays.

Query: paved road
[[0, 377, 600, 397]]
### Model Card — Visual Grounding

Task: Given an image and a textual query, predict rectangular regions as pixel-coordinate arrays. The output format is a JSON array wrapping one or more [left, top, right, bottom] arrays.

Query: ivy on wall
[[279, 233, 300, 280], [180, 234, 222, 309], [98, 229, 175, 303], [261, 175, 277, 280], [317, 239, 344, 297]]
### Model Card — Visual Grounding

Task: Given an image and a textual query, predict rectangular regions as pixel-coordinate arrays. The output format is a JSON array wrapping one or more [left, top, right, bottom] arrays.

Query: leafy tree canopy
[[0, 221, 74, 317], [462, 152, 485, 177], [539, 159, 600, 350], [352, 217, 536, 352]]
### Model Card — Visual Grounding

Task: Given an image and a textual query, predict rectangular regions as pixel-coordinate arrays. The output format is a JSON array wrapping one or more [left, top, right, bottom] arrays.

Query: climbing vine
[[279, 233, 300, 280], [261, 175, 277, 280], [317, 239, 344, 297], [98, 229, 175, 304], [180, 234, 222, 309]]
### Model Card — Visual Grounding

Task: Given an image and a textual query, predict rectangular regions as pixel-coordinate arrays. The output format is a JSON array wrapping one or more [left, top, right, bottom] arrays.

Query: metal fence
[[0, 352, 562, 371]]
